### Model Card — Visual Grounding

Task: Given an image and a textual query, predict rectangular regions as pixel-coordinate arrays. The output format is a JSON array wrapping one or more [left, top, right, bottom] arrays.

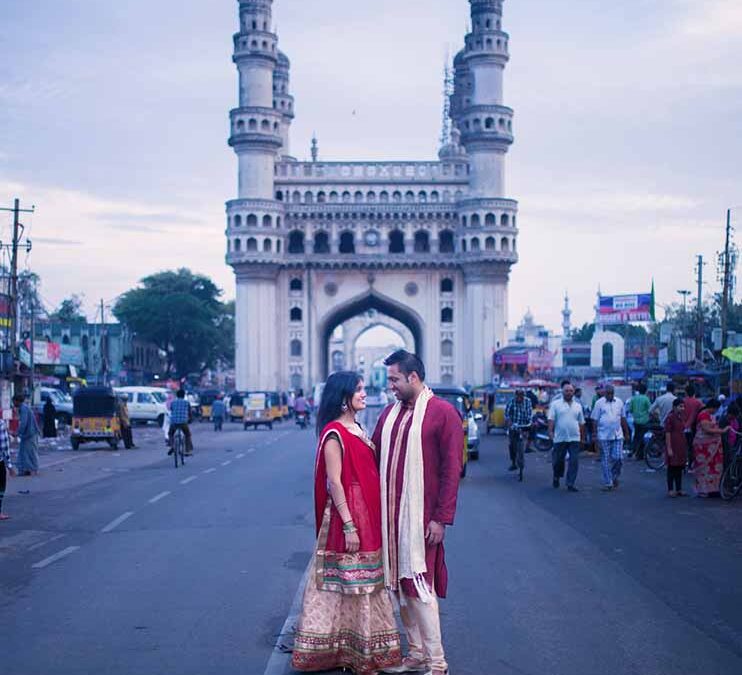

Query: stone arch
[[319, 290, 424, 378], [263, 214, 272, 227], [246, 237, 257, 251], [501, 213, 509, 226], [247, 214, 257, 227], [234, 214, 242, 227], [313, 230, 330, 254], [590, 331, 625, 371], [288, 230, 305, 254], [389, 229, 405, 254], [414, 230, 430, 253], [439, 229, 455, 253], [263, 238, 272, 252], [500, 237, 509, 252]]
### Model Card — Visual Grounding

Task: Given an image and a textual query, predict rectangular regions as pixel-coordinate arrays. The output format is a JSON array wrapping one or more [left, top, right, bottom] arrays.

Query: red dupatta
[[313, 421, 384, 594]]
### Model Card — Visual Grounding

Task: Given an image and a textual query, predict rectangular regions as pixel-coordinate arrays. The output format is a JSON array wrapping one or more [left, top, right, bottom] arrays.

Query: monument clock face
[[364, 230, 380, 247]]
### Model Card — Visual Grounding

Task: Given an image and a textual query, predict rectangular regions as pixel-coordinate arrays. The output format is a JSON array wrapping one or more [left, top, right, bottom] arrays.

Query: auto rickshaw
[[431, 386, 473, 478], [229, 391, 247, 422], [243, 392, 274, 430], [486, 387, 515, 434], [279, 392, 290, 419], [70, 386, 122, 450], [198, 389, 221, 422], [265, 391, 282, 422]]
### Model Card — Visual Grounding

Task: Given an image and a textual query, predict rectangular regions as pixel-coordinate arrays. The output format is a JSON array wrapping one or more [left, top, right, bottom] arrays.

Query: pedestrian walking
[[691, 399, 728, 497], [211, 395, 226, 431], [664, 399, 688, 497], [372, 350, 463, 675], [682, 384, 703, 469], [117, 396, 135, 449], [628, 383, 650, 459], [42, 397, 57, 438], [0, 418, 15, 520], [591, 385, 631, 492], [719, 402, 740, 469], [650, 382, 676, 425], [548, 383, 585, 492], [13, 394, 40, 476], [292, 371, 402, 675]]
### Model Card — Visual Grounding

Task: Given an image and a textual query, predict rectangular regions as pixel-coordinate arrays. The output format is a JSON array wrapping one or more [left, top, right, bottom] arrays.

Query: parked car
[[114, 386, 169, 426], [430, 386, 477, 476], [34, 387, 74, 425]]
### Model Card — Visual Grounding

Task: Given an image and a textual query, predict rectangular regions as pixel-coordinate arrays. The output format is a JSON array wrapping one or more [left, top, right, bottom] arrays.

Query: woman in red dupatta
[[292, 372, 401, 675], [692, 399, 728, 497]]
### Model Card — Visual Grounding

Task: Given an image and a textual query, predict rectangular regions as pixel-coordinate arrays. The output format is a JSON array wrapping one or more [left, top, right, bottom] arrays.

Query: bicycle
[[173, 427, 186, 468], [720, 429, 742, 501], [643, 424, 666, 471], [509, 423, 531, 482]]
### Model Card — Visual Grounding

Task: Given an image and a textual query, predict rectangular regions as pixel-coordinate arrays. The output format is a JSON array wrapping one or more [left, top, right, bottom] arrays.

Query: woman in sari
[[692, 399, 728, 497], [292, 372, 401, 675]]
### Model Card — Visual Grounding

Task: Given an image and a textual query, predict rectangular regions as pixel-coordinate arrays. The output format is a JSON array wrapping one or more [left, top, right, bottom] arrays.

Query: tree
[[50, 295, 87, 323], [113, 269, 228, 377], [570, 322, 595, 343]]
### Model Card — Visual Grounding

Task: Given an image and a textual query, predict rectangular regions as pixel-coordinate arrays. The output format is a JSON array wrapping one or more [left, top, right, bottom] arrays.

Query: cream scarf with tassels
[[380, 385, 434, 603]]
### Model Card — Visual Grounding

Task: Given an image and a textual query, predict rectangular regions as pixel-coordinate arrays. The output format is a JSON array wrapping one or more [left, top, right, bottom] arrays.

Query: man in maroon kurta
[[372, 350, 462, 675]]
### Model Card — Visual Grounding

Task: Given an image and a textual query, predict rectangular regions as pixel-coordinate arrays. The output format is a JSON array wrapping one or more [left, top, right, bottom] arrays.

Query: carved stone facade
[[226, 0, 519, 391]]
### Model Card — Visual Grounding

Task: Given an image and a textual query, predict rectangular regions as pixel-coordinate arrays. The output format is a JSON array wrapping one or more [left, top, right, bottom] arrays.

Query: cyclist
[[167, 389, 194, 456], [505, 388, 532, 480]]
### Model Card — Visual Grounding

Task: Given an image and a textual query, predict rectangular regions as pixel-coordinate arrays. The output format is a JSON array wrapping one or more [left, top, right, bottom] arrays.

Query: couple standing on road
[[292, 350, 463, 675]]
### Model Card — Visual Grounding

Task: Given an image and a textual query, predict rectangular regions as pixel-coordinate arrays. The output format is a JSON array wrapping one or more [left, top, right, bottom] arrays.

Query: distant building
[[33, 321, 165, 387]]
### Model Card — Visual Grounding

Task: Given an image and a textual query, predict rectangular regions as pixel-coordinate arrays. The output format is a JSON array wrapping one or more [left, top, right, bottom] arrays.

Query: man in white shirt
[[591, 384, 631, 491], [548, 383, 585, 492], [649, 382, 676, 424]]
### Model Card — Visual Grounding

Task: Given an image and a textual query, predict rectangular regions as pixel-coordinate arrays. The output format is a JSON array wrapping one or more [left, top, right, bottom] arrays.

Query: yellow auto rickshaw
[[198, 389, 221, 422], [279, 392, 290, 419], [243, 392, 274, 430], [486, 387, 515, 434], [229, 391, 247, 422], [70, 386, 122, 450]]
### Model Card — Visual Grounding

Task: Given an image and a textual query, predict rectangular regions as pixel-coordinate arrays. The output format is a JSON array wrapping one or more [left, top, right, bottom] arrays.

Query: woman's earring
[[341, 403, 349, 412]]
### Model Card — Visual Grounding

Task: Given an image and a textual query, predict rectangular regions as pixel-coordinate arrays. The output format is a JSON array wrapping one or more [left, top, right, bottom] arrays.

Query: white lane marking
[[32, 546, 81, 569], [221, 460, 232, 466], [203, 467, 216, 474], [27, 533, 66, 552], [247, 448, 256, 454], [148, 491, 171, 504], [101, 512, 135, 533], [262, 562, 312, 675], [180, 476, 198, 485], [236, 453, 245, 459]]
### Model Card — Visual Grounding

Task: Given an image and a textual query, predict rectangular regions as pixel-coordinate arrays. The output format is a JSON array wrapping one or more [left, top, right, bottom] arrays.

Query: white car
[[115, 387, 169, 427]]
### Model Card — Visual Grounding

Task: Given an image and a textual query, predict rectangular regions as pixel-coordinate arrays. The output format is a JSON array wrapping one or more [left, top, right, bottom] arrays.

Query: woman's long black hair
[[316, 371, 361, 436]]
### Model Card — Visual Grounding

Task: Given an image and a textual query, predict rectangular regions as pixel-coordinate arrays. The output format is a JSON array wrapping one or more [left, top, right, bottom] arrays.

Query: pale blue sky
[[1, 0, 740, 331]]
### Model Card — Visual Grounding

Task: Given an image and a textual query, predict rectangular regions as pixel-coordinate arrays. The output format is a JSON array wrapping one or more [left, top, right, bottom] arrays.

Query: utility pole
[[99, 298, 110, 386], [0, 198, 34, 389], [721, 209, 732, 350], [696, 255, 704, 361]]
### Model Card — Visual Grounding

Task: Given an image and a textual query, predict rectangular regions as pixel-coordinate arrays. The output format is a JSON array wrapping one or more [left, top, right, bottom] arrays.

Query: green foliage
[[570, 322, 595, 343], [113, 269, 233, 377], [51, 295, 87, 323]]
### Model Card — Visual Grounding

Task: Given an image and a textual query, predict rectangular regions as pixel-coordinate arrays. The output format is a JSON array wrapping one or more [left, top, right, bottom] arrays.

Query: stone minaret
[[452, 0, 519, 385], [562, 293, 572, 337], [227, 0, 288, 390]]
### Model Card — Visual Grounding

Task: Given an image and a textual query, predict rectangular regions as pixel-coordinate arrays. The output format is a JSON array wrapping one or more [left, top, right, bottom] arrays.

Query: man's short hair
[[672, 398, 685, 409], [12, 394, 25, 404], [666, 382, 676, 393], [383, 349, 426, 382], [638, 383, 647, 395], [176, 389, 186, 398], [560, 380, 571, 388]]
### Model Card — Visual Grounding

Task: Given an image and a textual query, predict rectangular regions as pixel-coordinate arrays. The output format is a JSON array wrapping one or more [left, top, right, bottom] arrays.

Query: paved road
[[1, 422, 741, 675]]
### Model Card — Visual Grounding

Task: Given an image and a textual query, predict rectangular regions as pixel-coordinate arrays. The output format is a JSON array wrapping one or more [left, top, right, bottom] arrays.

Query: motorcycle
[[296, 410, 309, 429], [531, 410, 552, 451]]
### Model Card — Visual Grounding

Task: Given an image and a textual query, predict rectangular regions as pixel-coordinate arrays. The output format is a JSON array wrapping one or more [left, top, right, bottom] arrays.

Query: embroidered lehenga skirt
[[292, 504, 401, 674]]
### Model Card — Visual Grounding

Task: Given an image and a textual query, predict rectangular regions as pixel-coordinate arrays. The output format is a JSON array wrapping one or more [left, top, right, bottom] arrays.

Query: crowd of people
[[504, 379, 738, 498]]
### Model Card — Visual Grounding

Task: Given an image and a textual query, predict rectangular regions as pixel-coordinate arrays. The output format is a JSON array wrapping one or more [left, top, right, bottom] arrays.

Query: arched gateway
[[226, 0, 520, 391]]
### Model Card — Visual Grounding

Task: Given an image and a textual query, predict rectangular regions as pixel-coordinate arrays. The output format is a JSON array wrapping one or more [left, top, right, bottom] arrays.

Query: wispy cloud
[[677, 0, 742, 38], [33, 237, 83, 246]]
